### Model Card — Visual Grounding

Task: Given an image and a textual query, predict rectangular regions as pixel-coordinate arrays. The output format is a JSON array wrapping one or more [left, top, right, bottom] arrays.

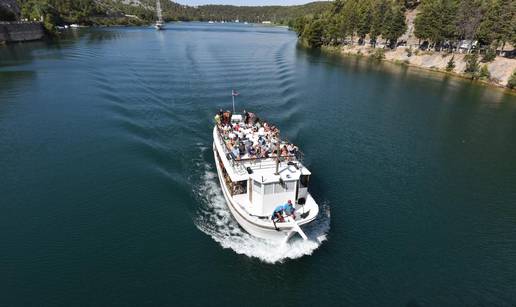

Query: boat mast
[[156, 0, 163, 23]]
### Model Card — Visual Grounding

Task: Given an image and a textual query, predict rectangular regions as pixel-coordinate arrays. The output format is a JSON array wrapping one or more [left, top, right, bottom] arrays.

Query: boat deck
[[232, 193, 319, 227], [214, 126, 310, 182]]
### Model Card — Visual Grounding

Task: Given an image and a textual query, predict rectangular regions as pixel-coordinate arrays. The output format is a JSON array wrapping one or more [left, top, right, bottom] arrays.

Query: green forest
[[10, 0, 331, 30], [292, 0, 516, 52]]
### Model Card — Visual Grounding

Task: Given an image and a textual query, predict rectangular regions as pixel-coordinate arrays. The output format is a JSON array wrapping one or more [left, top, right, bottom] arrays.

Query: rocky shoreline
[[324, 45, 516, 92]]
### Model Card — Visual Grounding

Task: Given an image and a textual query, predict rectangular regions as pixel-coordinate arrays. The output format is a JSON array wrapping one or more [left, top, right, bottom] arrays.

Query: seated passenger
[[248, 145, 256, 156], [281, 145, 289, 157], [238, 142, 246, 156], [231, 147, 240, 160], [287, 143, 296, 155]]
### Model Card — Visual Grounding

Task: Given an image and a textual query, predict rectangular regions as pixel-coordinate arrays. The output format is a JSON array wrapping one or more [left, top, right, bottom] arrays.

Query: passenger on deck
[[238, 142, 246, 156], [287, 143, 298, 155], [216, 111, 299, 162], [284, 200, 296, 220], [231, 146, 240, 160], [222, 111, 232, 125], [271, 205, 285, 223], [248, 144, 256, 157], [281, 145, 289, 157]]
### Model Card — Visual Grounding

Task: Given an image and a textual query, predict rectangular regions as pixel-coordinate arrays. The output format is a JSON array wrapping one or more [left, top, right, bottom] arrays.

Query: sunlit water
[[1, 23, 516, 306]]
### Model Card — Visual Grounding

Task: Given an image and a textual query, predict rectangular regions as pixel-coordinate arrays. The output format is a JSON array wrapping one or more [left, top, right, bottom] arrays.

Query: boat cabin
[[247, 166, 311, 216]]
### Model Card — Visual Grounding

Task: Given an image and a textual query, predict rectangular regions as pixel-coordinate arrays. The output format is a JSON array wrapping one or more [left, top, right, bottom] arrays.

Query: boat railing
[[216, 126, 304, 173]]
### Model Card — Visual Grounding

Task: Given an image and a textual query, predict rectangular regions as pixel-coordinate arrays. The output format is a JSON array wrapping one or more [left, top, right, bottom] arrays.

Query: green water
[[1, 23, 516, 306]]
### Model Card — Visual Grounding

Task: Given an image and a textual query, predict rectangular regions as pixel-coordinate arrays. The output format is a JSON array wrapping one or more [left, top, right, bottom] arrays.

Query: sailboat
[[155, 0, 164, 30]]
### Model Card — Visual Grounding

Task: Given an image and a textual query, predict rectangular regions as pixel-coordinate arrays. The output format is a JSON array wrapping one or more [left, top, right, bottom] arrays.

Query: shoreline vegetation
[[292, 0, 516, 91], [1, 1, 331, 33]]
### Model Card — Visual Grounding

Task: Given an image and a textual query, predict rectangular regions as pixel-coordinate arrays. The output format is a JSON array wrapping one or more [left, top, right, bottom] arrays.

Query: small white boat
[[213, 110, 319, 242], [208, 21, 215, 24], [155, 0, 164, 30]]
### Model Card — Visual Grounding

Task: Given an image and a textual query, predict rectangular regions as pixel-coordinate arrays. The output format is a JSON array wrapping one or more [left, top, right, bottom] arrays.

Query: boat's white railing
[[216, 127, 303, 173]]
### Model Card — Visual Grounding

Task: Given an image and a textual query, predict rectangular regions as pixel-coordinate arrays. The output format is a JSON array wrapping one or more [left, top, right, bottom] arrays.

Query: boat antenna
[[231, 89, 239, 113]]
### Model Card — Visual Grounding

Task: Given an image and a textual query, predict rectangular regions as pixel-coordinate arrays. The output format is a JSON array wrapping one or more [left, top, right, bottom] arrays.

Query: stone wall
[[0, 22, 44, 43]]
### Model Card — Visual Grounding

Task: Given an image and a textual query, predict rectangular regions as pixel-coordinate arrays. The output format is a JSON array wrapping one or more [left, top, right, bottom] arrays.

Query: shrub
[[479, 64, 491, 80], [482, 49, 496, 63], [371, 48, 385, 61], [508, 71, 516, 89], [446, 56, 456, 72], [464, 53, 480, 79], [405, 47, 412, 57]]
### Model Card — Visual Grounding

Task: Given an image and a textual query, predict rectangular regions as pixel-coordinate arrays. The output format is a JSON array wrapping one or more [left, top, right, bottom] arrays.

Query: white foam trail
[[192, 153, 330, 264]]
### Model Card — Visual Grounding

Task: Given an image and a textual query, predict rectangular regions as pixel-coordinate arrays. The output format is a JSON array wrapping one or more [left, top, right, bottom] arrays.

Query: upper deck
[[213, 112, 311, 183]]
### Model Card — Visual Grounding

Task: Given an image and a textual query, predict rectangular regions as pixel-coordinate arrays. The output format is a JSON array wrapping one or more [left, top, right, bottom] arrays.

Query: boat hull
[[213, 143, 310, 241]]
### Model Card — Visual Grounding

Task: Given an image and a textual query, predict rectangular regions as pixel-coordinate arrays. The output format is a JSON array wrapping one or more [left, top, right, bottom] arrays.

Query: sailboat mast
[[156, 0, 163, 22]]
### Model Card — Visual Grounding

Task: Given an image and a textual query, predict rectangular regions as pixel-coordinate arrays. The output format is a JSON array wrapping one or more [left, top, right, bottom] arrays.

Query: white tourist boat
[[155, 0, 164, 30], [212, 100, 319, 242]]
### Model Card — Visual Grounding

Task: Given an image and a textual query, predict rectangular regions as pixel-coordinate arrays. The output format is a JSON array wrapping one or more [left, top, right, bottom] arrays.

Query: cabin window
[[273, 180, 296, 193], [264, 183, 274, 195], [232, 180, 247, 195], [273, 182, 283, 193], [300, 175, 310, 188]]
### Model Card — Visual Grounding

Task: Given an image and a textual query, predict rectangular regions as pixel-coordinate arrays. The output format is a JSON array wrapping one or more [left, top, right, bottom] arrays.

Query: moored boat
[[155, 0, 164, 30], [212, 109, 319, 242]]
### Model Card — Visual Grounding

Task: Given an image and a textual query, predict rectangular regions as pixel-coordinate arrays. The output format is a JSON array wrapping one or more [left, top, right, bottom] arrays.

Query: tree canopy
[[12, 0, 332, 27], [293, 0, 516, 51]]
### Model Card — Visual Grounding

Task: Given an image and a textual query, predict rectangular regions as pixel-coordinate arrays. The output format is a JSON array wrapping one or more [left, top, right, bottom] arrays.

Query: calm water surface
[[1, 23, 516, 306]]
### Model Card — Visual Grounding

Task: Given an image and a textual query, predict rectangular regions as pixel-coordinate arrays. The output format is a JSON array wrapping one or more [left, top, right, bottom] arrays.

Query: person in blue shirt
[[231, 147, 239, 160], [283, 200, 296, 220], [271, 205, 285, 222]]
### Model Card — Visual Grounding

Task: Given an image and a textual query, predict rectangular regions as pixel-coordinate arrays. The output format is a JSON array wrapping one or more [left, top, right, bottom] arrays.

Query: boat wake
[[192, 153, 330, 264]]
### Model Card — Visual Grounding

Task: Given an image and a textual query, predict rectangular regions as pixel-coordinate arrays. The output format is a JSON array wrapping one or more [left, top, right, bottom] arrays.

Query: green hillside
[[13, 0, 331, 30]]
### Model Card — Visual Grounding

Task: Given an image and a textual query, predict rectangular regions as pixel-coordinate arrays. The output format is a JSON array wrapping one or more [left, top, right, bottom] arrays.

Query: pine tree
[[356, 0, 372, 44], [455, 0, 483, 42], [446, 56, 456, 71], [370, 0, 388, 46], [414, 0, 458, 48], [464, 53, 480, 78], [479, 64, 491, 80], [302, 18, 324, 48], [382, 2, 407, 48]]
